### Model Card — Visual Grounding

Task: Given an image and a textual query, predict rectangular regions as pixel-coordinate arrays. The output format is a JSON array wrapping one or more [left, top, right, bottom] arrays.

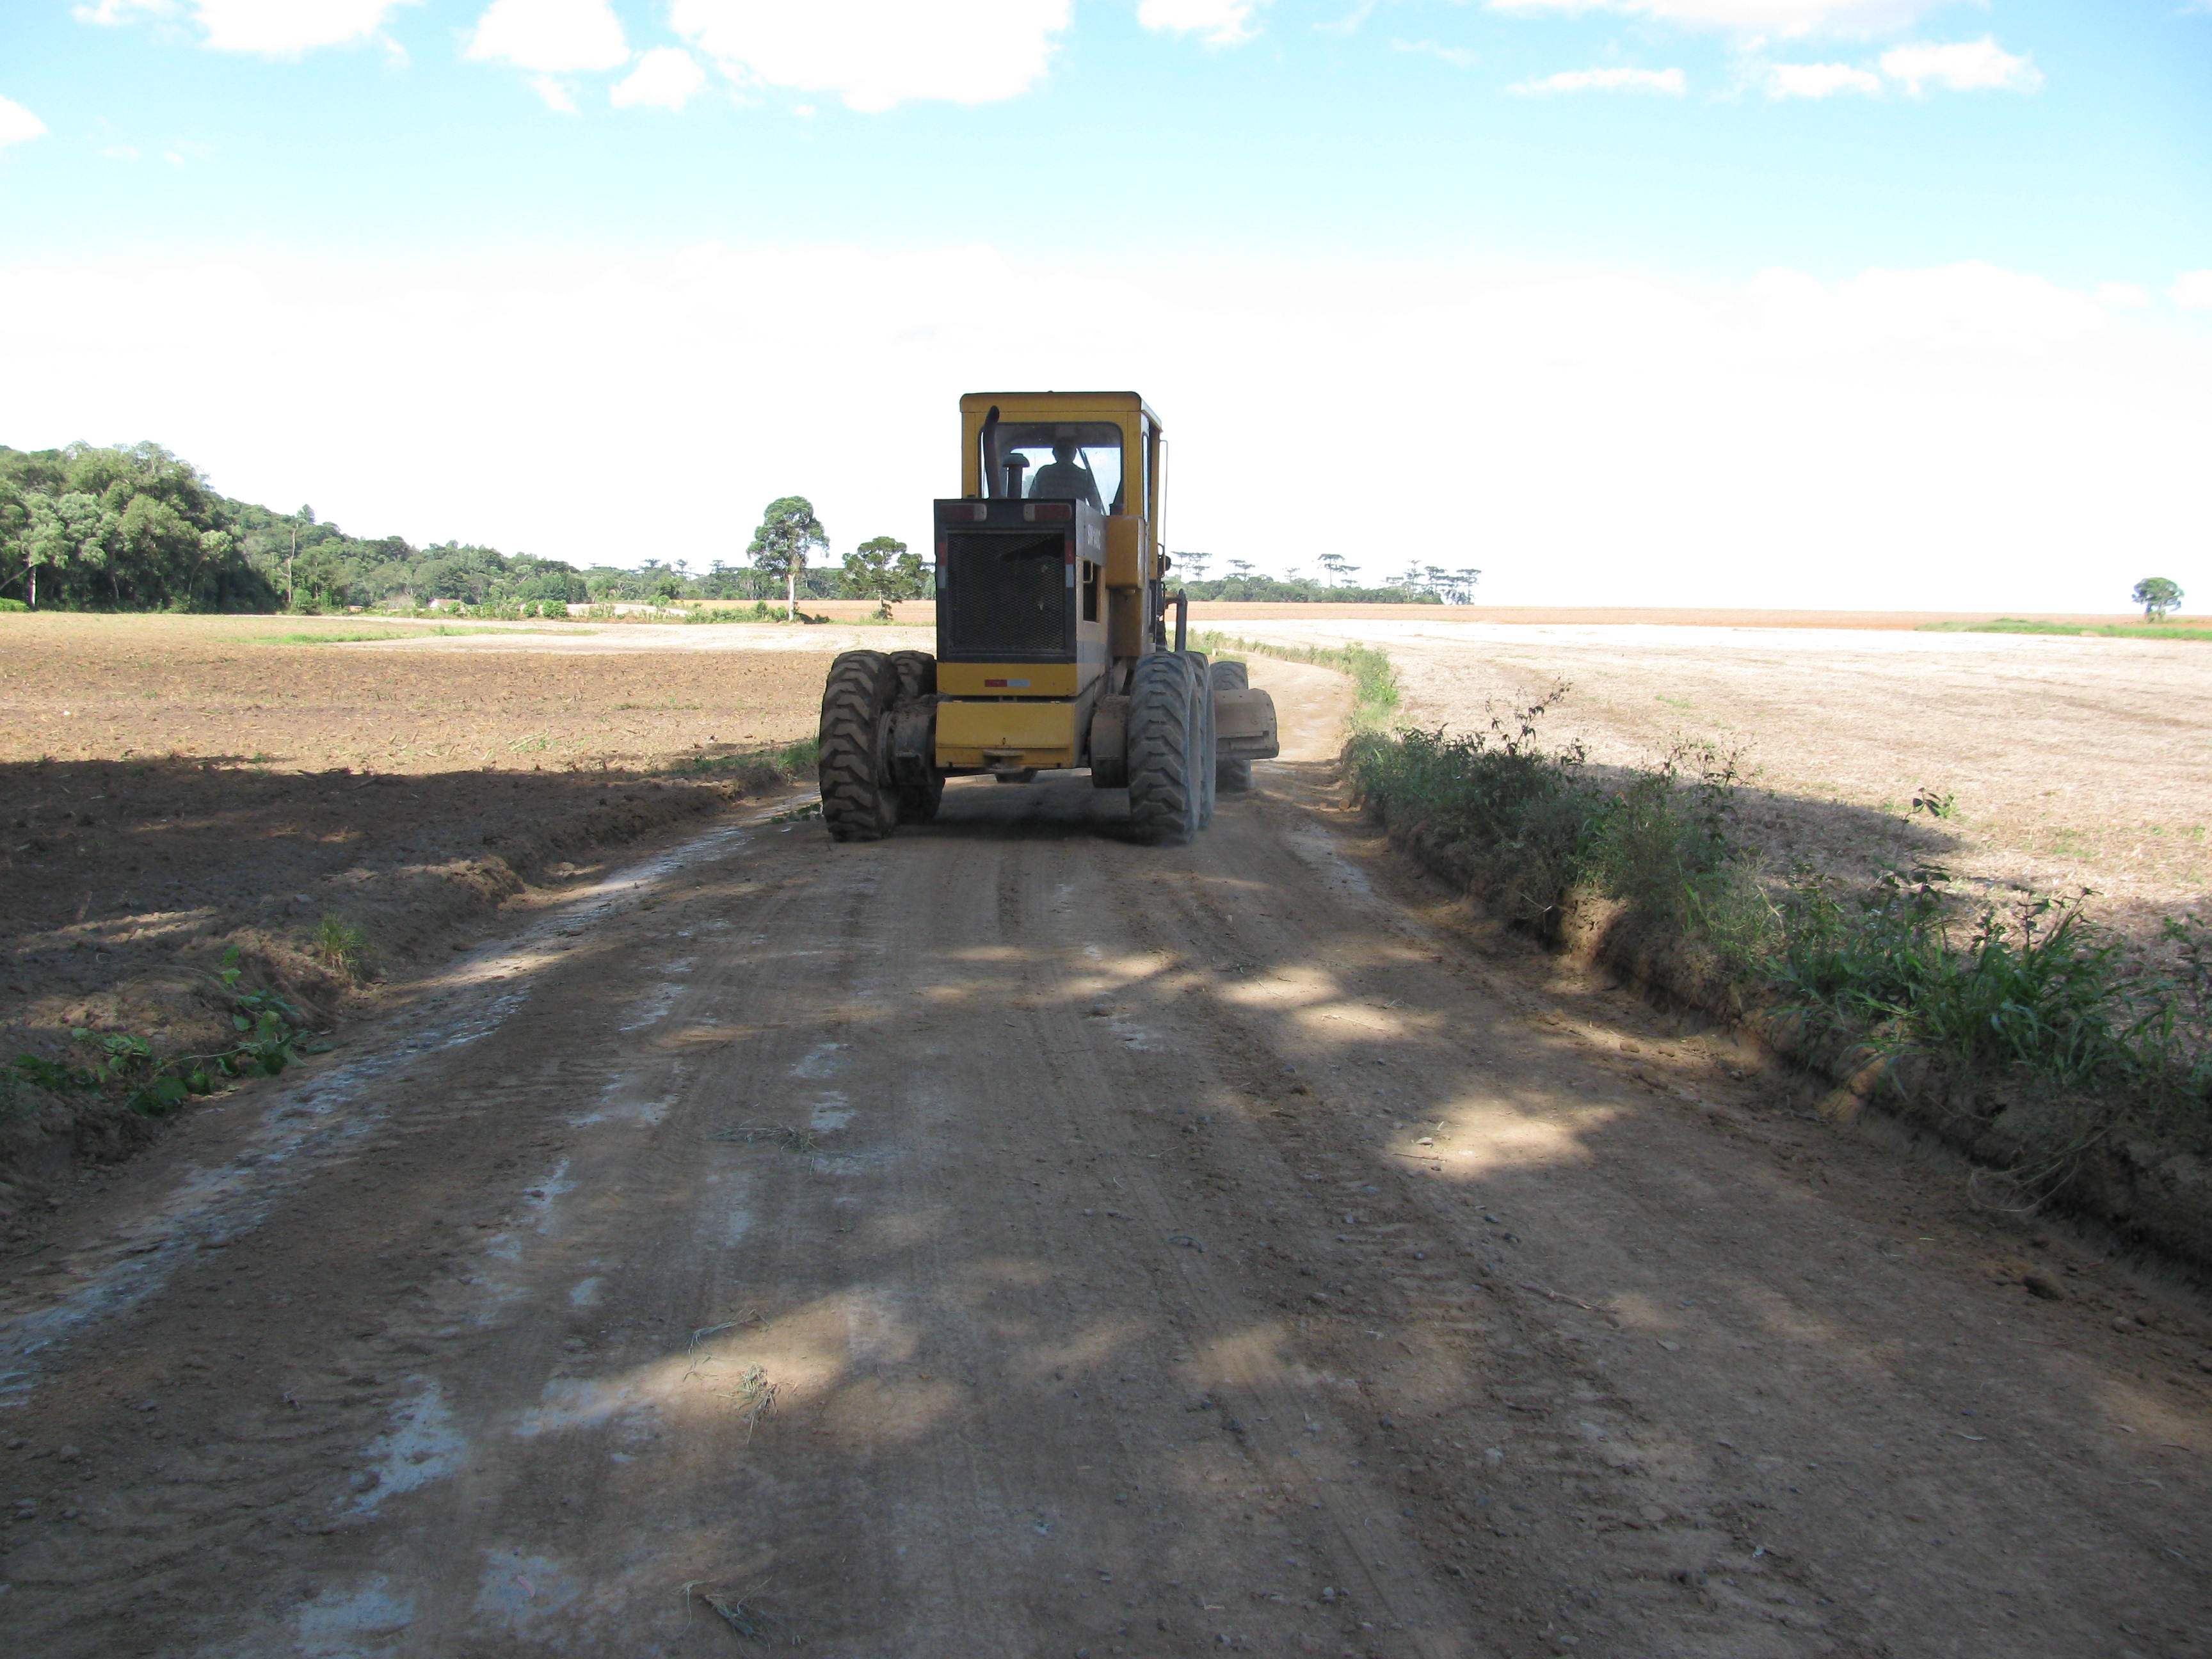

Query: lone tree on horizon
[[748, 496, 828, 621], [844, 534, 928, 618], [2132, 577, 2183, 621]]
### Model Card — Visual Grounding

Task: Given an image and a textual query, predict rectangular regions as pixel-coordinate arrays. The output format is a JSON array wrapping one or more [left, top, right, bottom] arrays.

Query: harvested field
[[0, 613, 856, 773], [1221, 619, 2212, 947], [0, 614, 835, 1201]]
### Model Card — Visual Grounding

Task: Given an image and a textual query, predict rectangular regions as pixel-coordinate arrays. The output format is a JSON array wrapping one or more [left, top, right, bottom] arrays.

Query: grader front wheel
[[818, 650, 897, 842]]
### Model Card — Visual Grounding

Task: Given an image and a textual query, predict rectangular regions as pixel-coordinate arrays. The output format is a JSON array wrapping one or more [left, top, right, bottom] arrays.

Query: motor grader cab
[[816, 390, 1278, 845]]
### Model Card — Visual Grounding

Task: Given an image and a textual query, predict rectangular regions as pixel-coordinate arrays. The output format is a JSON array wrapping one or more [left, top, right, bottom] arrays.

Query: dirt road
[[3, 657, 2209, 1658]]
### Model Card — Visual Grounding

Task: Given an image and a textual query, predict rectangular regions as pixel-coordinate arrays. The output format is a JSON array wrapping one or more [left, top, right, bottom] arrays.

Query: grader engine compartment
[[816, 390, 1279, 847]]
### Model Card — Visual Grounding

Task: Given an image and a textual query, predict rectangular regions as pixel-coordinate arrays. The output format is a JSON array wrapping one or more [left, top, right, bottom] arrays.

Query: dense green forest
[[0, 443, 860, 613], [0, 441, 1470, 613]]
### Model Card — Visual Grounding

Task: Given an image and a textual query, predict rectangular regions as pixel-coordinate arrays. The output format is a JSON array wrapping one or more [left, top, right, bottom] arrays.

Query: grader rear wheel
[[886, 649, 937, 705], [1180, 650, 1218, 828], [895, 776, 944, 823], [1126, 652, 1202, 846], [1209, 659, 1253, 794], [818, 650, 897, 842]]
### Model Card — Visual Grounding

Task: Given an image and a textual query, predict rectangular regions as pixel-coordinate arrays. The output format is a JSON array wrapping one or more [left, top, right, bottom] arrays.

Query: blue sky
[[2, 1, 2208, 609]]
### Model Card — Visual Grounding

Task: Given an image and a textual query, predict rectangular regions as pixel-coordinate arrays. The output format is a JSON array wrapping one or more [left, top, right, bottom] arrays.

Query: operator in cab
[[1025, 438, 1104, 511]]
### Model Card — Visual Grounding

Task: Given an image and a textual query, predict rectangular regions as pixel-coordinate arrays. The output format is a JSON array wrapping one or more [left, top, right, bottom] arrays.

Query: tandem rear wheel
[[818, 648, 942, 842]]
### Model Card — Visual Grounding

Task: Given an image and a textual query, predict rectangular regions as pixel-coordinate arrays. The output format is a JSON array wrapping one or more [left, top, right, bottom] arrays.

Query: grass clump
[[669, 738, 818, 790], [313, 913, 371, 982]]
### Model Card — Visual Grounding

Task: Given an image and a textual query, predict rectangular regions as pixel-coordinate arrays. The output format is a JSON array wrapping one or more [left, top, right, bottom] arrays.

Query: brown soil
[[0, 614, 832, 1216], [0, 613, 836, 772], [2, 653, 2208, 1658]]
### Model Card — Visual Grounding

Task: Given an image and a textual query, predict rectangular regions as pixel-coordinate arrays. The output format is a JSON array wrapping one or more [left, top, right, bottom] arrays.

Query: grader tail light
[[816, 391, 1278, 846]]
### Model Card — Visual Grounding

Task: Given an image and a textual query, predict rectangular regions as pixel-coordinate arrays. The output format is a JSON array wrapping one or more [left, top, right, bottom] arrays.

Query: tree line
[[1, 440, 1479, 616], [0, 445, 926, 616], [1167, 550, 1477, 604]]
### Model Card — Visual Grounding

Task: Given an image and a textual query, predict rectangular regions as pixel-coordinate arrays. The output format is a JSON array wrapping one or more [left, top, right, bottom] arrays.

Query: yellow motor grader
[[816, 390, 1277, 845]]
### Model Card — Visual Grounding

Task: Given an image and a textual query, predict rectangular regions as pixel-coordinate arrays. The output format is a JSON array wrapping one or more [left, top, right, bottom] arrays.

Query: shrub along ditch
[[1349, 681, 2212, 1273], [1193, 630, 1400, 730]]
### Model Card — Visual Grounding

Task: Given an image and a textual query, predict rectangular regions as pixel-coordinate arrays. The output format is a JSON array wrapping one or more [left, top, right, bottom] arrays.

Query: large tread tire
[[1180, 650, 1217, 829], [1126, 652, 1200, 846], [818, 650, 896, 842], [1210, 659, 1253, 794], [887, 649, 937, 705]]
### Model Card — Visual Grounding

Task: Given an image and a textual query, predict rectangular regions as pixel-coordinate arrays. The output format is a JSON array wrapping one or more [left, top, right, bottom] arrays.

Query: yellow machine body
[[934, 392, 1167, 774]]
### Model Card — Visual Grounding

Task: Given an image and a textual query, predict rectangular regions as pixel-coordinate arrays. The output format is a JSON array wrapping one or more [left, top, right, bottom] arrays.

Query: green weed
[[6, 945, 319, 1118], [1911, 788, 1959, 821], [314, 913, 370, 982]]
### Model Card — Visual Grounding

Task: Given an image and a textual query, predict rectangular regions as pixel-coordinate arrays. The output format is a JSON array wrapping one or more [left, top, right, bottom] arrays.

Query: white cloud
[[1488, 0, 1954, 37], [74, 1, 177, 24], [4, 248, 2202, 611], [1138, 0, 1267, 47], [81, 1, 417, 52], [1762, 61, 1881, 97], [1390, 38, 1481, 68], [467, 0, 627, 74], [1512, 66, 1687, 94], [2172, 272, 2212, 311], [2097, 282, 2150, 309], [1748, 261, 2104, 353], [527, 75, 579, 113], [612, 48, 709, 111], [0, 97, 49, 150], [669, 0, 1070, 111], [1880, 37, 2041, 93]]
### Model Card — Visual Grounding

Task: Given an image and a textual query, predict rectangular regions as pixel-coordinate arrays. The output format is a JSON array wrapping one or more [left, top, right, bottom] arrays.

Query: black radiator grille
[[943, 531, 1069, 658]]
